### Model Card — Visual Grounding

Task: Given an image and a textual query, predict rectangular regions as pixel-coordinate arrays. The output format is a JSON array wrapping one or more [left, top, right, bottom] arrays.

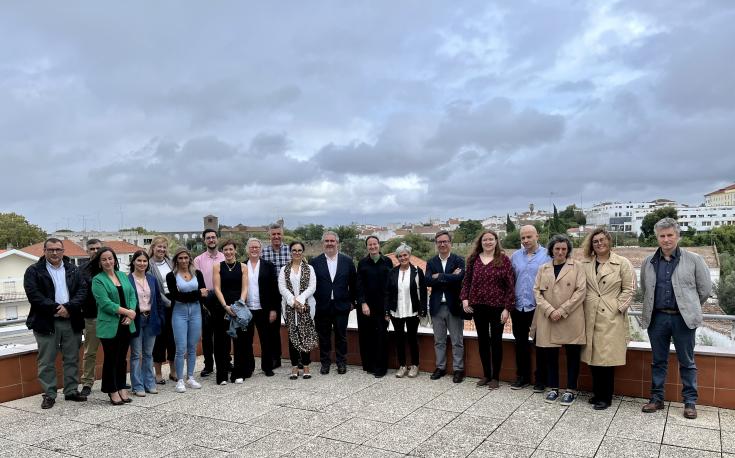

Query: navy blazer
[[127, 272, 165, 337], [424, 253, 468, 318], [309, 252, 357, 313]]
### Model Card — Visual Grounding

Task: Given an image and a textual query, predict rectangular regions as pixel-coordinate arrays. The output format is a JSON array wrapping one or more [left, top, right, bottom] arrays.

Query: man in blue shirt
[[510, 225, 551, 391]]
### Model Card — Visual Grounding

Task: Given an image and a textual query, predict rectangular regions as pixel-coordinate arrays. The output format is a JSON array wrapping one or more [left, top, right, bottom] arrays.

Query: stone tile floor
[[1, 357, 733, 457]]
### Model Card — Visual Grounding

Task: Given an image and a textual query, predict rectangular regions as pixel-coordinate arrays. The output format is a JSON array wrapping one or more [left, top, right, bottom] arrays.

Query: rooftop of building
[[705, 183, 735, 196], [21, 240, 87, 258], [0, 356, 731, 457]]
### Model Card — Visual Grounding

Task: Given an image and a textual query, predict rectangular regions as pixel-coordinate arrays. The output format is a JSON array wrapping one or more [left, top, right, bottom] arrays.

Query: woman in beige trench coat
[[533, 234, 586, 406], [580, 228, 635, 410]]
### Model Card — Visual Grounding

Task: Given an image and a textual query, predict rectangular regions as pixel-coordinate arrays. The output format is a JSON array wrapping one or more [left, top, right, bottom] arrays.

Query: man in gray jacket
[[640, 218, 711, 419]]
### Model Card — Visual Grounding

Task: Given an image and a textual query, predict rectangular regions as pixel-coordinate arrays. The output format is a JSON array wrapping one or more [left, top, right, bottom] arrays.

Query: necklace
[[225, 261, 237, 272]]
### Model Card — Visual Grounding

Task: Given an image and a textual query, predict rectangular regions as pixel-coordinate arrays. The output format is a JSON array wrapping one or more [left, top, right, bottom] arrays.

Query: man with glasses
[[193, 228, 225, 377], [425, 231, 466, 382], [79, 238, 102, 396], [24, 238, 88, 409], [261, 223, 290, 368], [310, 231, 357, 374]]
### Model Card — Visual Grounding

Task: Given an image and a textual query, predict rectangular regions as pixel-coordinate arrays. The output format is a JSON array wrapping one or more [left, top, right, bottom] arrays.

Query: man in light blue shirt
[[510, 225, 551, 391]]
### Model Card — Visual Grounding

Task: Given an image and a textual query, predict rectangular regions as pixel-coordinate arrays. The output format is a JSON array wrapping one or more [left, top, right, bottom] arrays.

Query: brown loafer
[[487, 379, 500, 390], [641, 400, 665, 413], [683, 403, 697, 419], [476, 377, 490, 387]]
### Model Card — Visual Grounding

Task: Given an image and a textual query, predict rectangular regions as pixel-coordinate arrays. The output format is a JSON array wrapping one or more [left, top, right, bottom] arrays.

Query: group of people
[[23, 218, 710, 419]]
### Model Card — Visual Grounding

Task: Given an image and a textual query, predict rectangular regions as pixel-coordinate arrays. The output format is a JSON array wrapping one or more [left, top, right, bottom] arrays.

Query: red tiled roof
[[102, 240, 144, 254], [705, 183, 735, 196], [21, 240, 87, 258]]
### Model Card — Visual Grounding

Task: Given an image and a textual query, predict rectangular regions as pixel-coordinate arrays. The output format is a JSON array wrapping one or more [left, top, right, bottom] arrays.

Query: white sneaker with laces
[[407, 365, 419, 378], [395, 366, 407, 378], [234, 378, 244, 384], [175, 380, 186, 393], [186, 377, 202, 389]]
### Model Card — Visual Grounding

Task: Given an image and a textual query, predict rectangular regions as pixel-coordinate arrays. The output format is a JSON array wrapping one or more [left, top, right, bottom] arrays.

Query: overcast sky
[[2, 1, 734, 232]]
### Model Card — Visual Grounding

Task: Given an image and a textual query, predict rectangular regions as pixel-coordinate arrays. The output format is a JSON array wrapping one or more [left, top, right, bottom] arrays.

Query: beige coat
[[532, 259, 586, 347], [580, 252, 635, 366]]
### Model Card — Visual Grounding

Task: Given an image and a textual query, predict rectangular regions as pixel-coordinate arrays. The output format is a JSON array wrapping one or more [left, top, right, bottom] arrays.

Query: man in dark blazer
[[244, 238, 280, 377], [309, 230, 357, 374], [424, 230, 467, 383]]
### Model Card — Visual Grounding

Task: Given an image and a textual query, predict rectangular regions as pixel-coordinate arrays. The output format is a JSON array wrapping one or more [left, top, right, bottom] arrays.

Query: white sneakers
[[234, 378, 244, 384], [395, 366, 407, 378], [175, 377, 201, 392], [396, 365, 419, 378], [407, 365, 419, 378]]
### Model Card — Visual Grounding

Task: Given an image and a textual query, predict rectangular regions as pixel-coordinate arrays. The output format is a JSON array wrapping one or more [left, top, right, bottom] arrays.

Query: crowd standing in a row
[[23, 218, 710, 419]]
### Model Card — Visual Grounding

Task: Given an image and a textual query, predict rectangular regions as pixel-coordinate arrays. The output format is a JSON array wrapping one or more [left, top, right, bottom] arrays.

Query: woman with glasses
[[278, 241, 318, 380], [385, 243, 427, 378], [580, 228, 635, 410], [166, 247, 208, 393], [533, 234, 586, 406]]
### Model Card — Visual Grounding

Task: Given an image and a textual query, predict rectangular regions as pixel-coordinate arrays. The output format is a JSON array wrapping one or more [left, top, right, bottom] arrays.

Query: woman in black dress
[[213, 239, 249, 385]]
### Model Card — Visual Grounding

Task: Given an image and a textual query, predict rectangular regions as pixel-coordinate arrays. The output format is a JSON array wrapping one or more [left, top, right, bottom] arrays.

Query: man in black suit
[[310, 230, 357, 374], [425, 230, 467, 383], [244, 238, 280, 377]]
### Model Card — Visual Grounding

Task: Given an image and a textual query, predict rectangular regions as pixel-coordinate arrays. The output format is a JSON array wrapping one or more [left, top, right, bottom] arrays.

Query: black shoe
[[41, 395, 55, 409], [588, 396, 599, 405], [264, 370, 275, 377], [320, 366, 330, 375], [200, 368, 213, 377], [533, 383, 546, 393], [80, 386, 92, 397], [510, 378, 530, 390], [593, 401, 610, 410], [65, 392, 87, 402], [272, 360, 282, 369], [430, 368, 447, 380], [452, 371, 465, 383], [337, 366, 347, 375], [374, 371, 386, 378]]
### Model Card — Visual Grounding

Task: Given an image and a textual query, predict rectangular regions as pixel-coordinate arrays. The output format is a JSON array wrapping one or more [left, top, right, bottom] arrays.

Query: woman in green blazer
[[91, 247, 137, 405]]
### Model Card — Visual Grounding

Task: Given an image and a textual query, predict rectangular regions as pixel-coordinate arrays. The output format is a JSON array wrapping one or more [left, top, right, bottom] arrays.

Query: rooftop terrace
[[0, 357, 732, 457]]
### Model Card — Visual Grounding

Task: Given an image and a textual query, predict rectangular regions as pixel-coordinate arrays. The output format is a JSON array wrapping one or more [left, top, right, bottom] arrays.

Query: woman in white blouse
[[384, 243, 428, 378], [278, 241, 318, 380]]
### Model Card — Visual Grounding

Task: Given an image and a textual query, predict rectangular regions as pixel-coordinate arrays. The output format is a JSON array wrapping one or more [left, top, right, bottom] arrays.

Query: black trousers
[[591, 365, 615, 403], [289, 340, 312, 367], [315, 305, 349, 367], [99, 323, 131, 394], [200, 293, 216, 371], [358, 305, 389, 373], [391, 316, 419, 366], [210, 305, 233, 384], [243, 309, 272, 375], [153, 306, 176, 365], [511, 309, 546, 384], [542, 344, 582, 391], [268, 306, 283, 365], [473, 306, 504, 380]]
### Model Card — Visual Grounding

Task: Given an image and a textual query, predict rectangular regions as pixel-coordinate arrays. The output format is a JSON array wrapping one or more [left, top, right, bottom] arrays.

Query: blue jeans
[[172, 302, 202, 380], [647, 311, 697, 404], [130, 314, 158, 392]]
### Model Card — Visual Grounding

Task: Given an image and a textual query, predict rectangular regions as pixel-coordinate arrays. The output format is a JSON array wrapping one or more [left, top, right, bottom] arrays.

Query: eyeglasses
[[44, 248, 64, 253], [435, 240, 450, 245], [291, 249, 303, 254]]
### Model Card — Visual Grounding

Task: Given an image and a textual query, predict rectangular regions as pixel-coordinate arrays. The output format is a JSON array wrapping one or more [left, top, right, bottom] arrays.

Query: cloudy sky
[[2, 1, 734, 232]]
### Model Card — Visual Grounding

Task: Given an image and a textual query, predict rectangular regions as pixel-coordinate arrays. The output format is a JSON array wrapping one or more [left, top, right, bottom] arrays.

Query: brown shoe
[[641, 400, 665, 413], [476, 377, 490, 387], [487, 379, 500, 390], [683, 403, 697, 419]]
